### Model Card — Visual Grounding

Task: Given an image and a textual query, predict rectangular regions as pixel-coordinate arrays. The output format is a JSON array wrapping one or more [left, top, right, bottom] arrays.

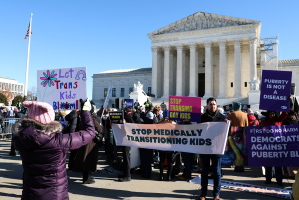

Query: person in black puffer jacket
[[282, 110, 298, 125]]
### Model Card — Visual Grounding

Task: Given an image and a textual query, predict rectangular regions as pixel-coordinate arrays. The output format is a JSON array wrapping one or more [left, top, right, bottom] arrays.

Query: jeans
[[181, 152, 194, 179], [265, 167, 282, 182], [200, 155, 221, 197]]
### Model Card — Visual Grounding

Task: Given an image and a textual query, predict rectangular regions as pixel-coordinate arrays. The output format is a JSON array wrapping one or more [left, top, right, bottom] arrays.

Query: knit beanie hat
[[22, 101, 55, 124], [233, 102, 242, 111]]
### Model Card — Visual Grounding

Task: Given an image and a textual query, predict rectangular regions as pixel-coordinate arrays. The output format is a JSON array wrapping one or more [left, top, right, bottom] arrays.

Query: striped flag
[[24, 23, 32, 39]]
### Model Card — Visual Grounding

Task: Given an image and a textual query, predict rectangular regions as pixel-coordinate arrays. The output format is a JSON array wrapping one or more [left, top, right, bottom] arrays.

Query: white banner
[[112, 122, 230, 154]]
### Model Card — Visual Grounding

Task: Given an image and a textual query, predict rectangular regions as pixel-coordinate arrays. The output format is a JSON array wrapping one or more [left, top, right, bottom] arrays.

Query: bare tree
[[26, 85, 37, 101]]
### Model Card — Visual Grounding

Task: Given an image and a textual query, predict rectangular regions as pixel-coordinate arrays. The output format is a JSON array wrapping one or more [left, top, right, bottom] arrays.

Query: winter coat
[[132, 112, 142, 124], [247, 114, 259, 126], [227, 109, 248, 127], [262, 112, 287, 127], [13, 111, 95, 200], [282, 115, 298, 125], [201, 110, 226, 157], [72, 113, 102, 173], [63, 110, 79, 134]]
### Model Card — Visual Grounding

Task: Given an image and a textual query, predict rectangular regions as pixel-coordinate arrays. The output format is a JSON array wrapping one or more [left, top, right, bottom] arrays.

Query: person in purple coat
[[13, 99, 95, 200]]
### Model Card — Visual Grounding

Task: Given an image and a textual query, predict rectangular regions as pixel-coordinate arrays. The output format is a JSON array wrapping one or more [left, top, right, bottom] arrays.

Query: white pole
[[24, 13, 33, 97]]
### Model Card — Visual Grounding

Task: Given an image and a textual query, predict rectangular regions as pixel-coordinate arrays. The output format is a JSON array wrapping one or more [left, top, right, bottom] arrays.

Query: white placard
[[37, 67, 87, 110]]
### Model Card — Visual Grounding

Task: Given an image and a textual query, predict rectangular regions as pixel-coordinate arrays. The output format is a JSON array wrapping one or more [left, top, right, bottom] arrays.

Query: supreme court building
[[148, 12, 261, 99], [93, 12, 299, 107]]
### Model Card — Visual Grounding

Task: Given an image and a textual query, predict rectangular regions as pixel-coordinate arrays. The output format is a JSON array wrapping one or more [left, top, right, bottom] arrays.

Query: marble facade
[[148, 12, 261, 99]]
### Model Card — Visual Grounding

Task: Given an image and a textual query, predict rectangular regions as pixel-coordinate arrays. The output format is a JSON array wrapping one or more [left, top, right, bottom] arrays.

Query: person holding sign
[[199, 97, 227, 200], [262, 110, 288, 186], [13, 99, 95, 200]]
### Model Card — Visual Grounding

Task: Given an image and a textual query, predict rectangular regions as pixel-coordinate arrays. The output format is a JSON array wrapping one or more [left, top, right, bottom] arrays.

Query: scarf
[[206, 109, 219, 120]]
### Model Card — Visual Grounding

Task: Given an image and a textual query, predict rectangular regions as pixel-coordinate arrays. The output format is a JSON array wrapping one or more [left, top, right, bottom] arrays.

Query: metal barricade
[[1, 118, 21, 139]]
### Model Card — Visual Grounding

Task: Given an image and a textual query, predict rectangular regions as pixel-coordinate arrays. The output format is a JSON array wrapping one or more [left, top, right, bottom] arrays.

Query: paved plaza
[[0, 139, 294, 200]]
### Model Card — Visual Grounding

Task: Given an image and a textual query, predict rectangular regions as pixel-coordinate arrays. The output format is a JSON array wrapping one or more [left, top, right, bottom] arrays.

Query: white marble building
[[92, 12, 299, 108], [148, 12, 261, 99], [92, 68, 152, 107], [0, 75, 24, 99]]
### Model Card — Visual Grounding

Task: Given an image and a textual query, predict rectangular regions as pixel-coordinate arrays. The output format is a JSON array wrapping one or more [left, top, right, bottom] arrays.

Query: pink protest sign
[[169, 96, 201, 122]]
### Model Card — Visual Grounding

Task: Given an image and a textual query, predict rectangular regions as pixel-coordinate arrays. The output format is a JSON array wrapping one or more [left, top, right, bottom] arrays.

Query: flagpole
[[24, 13, 33, 99]]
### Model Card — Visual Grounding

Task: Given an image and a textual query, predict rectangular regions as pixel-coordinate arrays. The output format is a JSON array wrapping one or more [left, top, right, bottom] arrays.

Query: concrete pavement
[[0, 139, 294, 200]]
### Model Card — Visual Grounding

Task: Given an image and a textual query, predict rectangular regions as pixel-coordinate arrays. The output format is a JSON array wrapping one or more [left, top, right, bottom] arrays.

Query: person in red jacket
[[262, 110, 288, 186], [247, 109, 259, 126]]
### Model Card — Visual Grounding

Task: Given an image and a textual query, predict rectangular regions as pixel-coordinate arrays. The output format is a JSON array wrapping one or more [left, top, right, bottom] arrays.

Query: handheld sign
[[125, 99, 133, 109], [169, 96, 201, 123], [37, 67, 87, 110], [109, 111, 124, 124], [259, 70, 292, 112]]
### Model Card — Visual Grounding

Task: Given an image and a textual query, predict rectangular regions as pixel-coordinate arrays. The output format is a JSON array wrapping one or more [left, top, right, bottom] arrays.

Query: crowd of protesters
[[0, 96, 297, 200]]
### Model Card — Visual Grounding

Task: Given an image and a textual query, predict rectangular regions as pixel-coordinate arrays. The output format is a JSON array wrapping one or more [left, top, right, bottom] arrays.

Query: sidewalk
[[0, 139, 294, 200]]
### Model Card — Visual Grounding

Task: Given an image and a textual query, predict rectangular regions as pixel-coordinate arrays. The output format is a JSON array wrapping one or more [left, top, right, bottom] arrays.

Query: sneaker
[[118, 176, 131, 182]]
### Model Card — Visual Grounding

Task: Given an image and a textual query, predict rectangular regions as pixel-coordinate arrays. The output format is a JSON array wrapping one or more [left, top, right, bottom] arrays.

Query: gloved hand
[[80, 98, 92, 111]]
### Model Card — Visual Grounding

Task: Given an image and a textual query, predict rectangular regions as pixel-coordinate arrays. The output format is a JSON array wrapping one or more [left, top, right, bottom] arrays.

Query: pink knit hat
[[22, 101, 55, 124]]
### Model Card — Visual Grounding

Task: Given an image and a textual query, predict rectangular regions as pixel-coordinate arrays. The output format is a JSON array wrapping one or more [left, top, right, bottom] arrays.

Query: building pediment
[[148, 12, 261, 37]]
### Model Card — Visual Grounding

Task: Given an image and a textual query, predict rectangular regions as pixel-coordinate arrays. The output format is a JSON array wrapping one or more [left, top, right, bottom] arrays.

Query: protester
[[140, 105, 160, 179], [282, 110, 298, 125], [247, 109, 259, 126], [134, 100, 140, 109], [262, 110, 288, 186], [72, 104, 102, 184], [13, 99, 95, 200], [178, 120, 194, 181], [64, 110, 80, 171], [227, 102, 248, 173], [118, 107, 134, 182], [160, 100, 167, 112], [157, 118, 174, 181], [132, 108, 143, 124], [199, 97, 227, 200]]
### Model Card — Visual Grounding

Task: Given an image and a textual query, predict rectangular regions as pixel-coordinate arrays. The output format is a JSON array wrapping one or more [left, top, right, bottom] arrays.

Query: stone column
[[203, 41, 213, 99], [233, 38, 242, 98], [189, 43, 198, 97], [176, 44, 183, 96], [151, 46, 158, 97], [218, 40, 227, 98], [162, 45, 171, 98], [249, 37, 257, 80]]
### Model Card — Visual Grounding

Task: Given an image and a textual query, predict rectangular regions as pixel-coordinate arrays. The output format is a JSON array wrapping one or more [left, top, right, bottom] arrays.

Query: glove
[[80, 98, 92, 111]]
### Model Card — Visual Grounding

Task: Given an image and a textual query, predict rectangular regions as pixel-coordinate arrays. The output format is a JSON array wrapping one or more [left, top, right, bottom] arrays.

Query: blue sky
[[0, 0, 298, 99]]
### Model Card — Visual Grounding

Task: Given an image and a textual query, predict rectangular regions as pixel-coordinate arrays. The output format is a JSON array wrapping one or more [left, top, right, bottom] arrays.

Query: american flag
[[24, 22, 32, 39]]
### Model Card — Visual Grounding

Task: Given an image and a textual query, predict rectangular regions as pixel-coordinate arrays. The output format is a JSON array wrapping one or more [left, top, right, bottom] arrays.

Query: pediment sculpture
[[154, 16, 254, 36]]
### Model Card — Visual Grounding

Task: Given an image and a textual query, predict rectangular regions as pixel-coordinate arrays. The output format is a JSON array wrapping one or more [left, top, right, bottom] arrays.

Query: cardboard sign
[[109, 111, 124, 124], [37, 67, 87, 110], [169, 96, 201, 123], [259, 70, 292, 112]]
